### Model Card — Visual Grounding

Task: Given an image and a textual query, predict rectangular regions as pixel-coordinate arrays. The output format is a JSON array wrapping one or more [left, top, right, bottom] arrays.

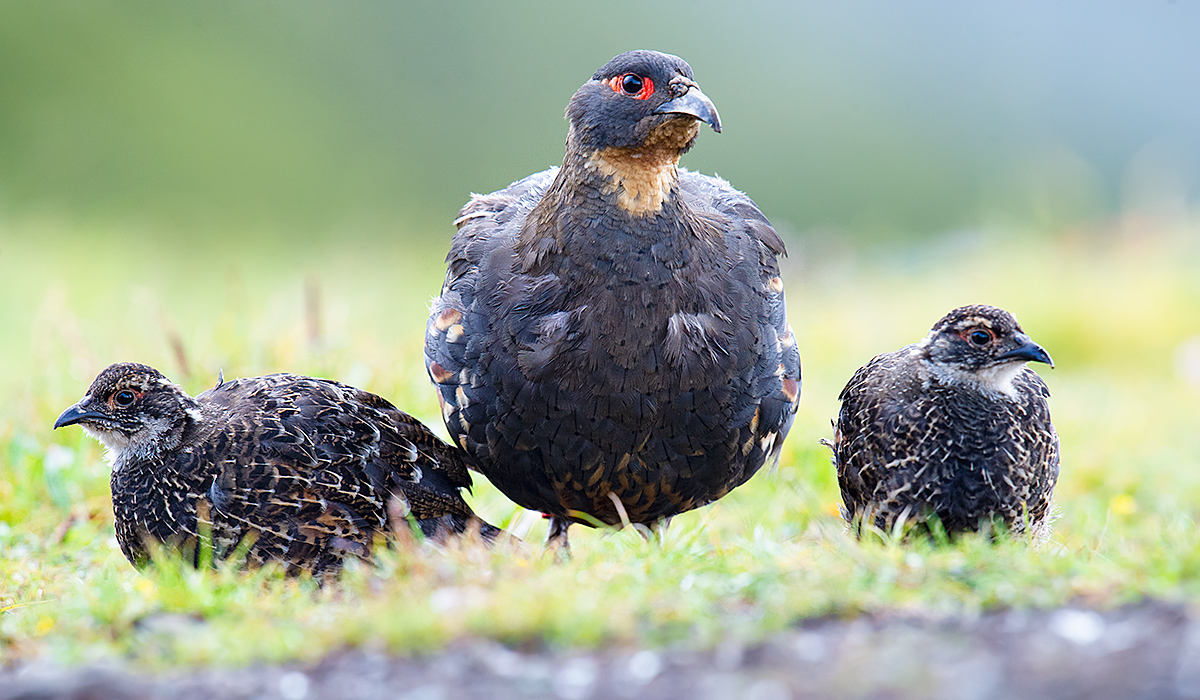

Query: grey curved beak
[[653, 86, 722, 133], [996, 335, 1054, 368], [54, 400, 104, 429]]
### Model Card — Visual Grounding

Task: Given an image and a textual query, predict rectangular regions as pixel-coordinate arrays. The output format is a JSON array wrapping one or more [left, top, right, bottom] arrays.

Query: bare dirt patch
[[3, 601, 1195, 699]]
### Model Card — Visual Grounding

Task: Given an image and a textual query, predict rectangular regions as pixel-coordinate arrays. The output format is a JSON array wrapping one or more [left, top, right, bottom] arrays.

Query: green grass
[[2, 216, 1199, 668]]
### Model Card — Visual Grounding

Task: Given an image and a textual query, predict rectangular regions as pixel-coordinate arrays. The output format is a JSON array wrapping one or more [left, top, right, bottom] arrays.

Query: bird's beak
[[996, 335, 1054, 368], [54, 399, 106, 429], [654, 86, 722, 133]]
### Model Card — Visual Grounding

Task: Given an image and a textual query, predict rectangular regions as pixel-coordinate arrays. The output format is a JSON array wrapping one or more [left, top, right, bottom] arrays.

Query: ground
[[2, 601, 1195, 699], [1, 218, 1199, 695]]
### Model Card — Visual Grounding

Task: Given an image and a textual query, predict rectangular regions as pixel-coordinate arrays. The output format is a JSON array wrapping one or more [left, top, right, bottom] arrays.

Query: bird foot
[[634, 516, 672, 546], [544, 516, 571, 559]]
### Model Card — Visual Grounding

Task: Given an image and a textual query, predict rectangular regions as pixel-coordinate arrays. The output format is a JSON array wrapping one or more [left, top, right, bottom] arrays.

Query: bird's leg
[[652, 516, 672, 544], [635, 516, 672, 546], [545, 515, 572, 556]]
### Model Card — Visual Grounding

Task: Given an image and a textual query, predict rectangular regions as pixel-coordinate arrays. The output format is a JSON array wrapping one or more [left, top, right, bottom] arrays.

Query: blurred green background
[[2, 0, 1198, 463], [1, 0, 1198, 430], [3, 1, 1198, 240]]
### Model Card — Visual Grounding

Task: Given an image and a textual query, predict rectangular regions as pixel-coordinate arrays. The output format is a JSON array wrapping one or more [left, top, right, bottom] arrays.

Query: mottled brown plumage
[[426, 50, 800, 548], [831, 305, 1059, 539], [55, 363, 500, 574]]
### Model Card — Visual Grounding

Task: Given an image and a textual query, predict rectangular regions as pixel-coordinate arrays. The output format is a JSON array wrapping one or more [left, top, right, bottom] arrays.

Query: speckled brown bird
[[425, 50, 800, 548], [55, 363, 500, 574], [831, 305, 1059, 539]]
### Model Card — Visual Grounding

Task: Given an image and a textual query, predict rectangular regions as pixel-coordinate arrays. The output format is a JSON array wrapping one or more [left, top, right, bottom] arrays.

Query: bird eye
[[968, 330, 993, 346], [608, 73, 654, 100], [113, 390, 137, 407]]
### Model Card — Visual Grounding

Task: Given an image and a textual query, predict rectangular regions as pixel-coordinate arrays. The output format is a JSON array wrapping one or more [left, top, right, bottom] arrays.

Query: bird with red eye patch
[[55, 362, 503, 575], [426, 50, 800, 550], [829, 305, 1059, 541]]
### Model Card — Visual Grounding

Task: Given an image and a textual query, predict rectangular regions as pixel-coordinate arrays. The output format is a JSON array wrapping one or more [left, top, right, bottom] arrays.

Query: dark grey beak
[[653, 86, 722, 133], [54, 400, 106, 429], [996, 335, 1054, 368]]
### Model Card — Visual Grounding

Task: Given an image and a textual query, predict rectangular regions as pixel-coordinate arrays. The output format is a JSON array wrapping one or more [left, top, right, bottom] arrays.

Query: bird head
[[921, 305, 1053, 394], [566, 50, 721, 154], [54, 362, 198, 467]]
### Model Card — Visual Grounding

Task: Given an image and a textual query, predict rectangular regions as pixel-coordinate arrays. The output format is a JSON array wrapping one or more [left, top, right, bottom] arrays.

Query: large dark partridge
[[55, 363, 501, 575], [425, 50, 800, 548], [831, 305, 1060, 540]]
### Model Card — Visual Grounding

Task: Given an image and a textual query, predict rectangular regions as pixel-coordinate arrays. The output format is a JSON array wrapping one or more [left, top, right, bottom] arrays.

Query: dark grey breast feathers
[[55, 362, 500, 575], [831, 305, 1059, 539], [425, 50, 800, 548]]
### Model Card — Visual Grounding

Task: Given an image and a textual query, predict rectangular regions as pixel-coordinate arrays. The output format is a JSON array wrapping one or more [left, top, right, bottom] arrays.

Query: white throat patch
[[85, 415, 179, 472], [931, 361, 1026, 398]]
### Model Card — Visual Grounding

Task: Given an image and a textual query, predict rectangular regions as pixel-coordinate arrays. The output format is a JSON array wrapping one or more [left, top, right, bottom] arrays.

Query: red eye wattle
[[608, 73, 654, 100]]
